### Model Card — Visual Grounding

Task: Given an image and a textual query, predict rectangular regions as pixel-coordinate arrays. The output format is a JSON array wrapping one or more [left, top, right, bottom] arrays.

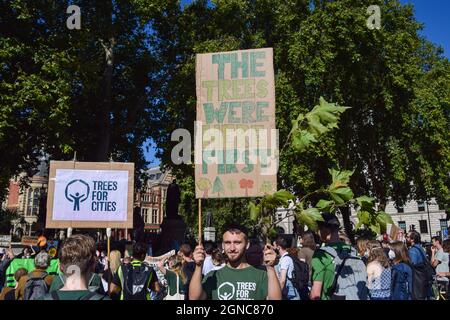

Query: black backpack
[[287, 254, 310, 299], [409, 246, 435, 300], [121, 262, 153, 300]]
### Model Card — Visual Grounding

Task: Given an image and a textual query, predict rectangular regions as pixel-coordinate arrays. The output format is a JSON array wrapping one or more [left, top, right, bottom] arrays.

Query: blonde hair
[[356, 237, 369, 257], [168, 254, 187, 284], [109, 250, 121, 276]]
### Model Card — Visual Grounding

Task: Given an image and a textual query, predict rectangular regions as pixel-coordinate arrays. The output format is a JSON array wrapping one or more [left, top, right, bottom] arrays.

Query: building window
[[438, 203, 445, 211], [277, 213, 283, 221], [417, 201, 425, 212], [419, 220, 428, 234], [396, 205, 404, 213], [440, 219, 448, 229], [141, 209, 148, 223], [152, 209, 158, 224], [398, 221, 406, 231]]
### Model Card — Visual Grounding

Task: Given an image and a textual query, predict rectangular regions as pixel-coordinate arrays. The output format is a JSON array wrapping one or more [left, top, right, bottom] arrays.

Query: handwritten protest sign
[[46, 161, 134, 229], [195, 48, 277, 198]]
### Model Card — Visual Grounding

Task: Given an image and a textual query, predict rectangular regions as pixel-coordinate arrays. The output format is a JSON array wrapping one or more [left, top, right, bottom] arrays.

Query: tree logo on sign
[[65, 180, 90, 211]]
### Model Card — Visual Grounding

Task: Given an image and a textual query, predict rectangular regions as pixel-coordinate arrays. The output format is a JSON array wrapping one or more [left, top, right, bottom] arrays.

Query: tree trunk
[[341, 205, 355, 245], [97, 1, 114, 162]]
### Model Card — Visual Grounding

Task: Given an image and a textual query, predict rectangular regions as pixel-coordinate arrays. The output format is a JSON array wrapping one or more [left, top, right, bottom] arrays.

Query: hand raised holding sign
[[263, 244, 277, 266], [193, 245, 206, 267]]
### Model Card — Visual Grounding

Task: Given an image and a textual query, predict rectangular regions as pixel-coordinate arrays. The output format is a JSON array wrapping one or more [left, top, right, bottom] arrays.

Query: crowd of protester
[[0, 213, 448, 300]]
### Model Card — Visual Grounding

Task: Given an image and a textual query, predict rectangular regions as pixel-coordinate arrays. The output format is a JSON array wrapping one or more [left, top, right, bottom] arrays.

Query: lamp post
[[426, 198, 436, 241]]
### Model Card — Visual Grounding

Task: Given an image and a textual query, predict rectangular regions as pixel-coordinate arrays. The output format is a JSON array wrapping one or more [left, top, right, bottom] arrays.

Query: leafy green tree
[[143, 0, 449, 241], [0, 0, 160, 199]]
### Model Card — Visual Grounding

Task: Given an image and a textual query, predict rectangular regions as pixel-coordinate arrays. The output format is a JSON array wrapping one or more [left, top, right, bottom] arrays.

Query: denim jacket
[[391, 263, 413, 300]]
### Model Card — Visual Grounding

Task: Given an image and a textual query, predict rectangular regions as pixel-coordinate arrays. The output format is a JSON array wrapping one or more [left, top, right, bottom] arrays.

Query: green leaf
[[292, 130, 317, 151], [305, 97, 350, 136], [357, 210, 370, 225], [303, 208, 324, 221], [295, 208, 324, 231], [248, 202, 260, 222], [377, 212, 394, 225], [272, 189, 295, 203], [329, 168, 354, 186], [369, 224, 381, 235], [296, 210, 317, 231], [356, 196, 375, 209], [329, 187, 354, 204], [316, 199, 334, 212]]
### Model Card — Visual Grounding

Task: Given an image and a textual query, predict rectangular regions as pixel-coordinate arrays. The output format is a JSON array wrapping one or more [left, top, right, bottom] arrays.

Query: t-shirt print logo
[[65, 179, 90, 211], [218, 282, 235, 300]]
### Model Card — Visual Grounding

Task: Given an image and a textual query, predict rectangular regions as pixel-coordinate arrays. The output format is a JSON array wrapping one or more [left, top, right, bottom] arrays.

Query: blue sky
[[401, 0, 449, 57], [144, 0, 449, 166]]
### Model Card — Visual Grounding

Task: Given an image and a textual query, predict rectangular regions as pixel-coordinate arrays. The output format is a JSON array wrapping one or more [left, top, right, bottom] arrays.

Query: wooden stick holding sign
[[198, 198, 202, 245], [106, 227, 111, 290]]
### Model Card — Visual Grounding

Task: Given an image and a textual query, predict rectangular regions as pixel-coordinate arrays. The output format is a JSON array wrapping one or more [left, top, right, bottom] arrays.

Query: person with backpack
[[310, 213, 368, 300], [15, 251, 54, 300], [298, 231, 316, 275], [274, 237, 309, 300], [406, 231, 435, 299], [40, 234, 109, 300], [0, 268, 27, 300], [110, 242, 160, 300], [49, 267, 105, 295], [390, 241, 413, 300]]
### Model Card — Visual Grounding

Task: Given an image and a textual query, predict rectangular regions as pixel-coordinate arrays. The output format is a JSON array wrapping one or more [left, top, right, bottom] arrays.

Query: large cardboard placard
[[195, 48, 277, 198], [46, 161, 134, 229]]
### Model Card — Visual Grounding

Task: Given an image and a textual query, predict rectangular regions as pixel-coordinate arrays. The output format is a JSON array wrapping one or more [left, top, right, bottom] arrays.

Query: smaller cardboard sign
[[0, 235, 12, 247], [389, 224, 400, 241], [21, 236, 39, 246]]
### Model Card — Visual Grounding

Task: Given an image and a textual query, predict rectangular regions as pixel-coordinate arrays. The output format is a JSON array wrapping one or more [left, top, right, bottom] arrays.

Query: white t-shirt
[[278, 252, 294, 279], [202, 255, 215, 275], [435, 248, 449, 281]]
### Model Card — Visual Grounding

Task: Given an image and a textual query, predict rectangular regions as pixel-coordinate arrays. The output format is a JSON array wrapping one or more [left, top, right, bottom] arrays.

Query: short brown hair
[[60, 234, 96, 276], [390, 241, 411, 264], [14, 268, 28, 281]]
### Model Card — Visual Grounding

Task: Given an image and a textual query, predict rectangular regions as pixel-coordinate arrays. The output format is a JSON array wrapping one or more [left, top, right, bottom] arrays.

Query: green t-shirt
[[166, 270, 185, 296], [50, 273, 104, 294], [202, 265, 268, 300], [311, 242, 351, 300], [39, 290, 110, 300]]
